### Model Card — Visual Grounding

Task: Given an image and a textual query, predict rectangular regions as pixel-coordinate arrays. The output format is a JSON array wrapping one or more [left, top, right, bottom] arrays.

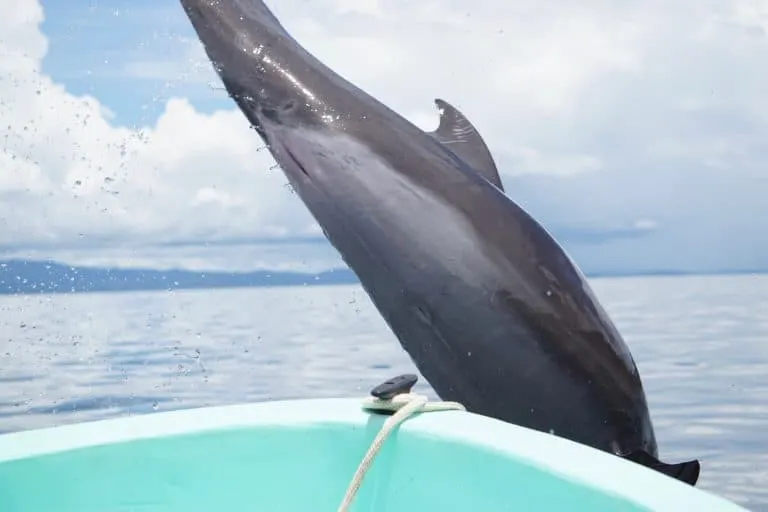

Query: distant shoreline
[[0, 259, 764, 296]]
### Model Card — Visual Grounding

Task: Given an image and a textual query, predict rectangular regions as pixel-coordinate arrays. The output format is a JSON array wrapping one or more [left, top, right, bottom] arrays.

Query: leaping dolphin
[[179, 0, 700, 485]]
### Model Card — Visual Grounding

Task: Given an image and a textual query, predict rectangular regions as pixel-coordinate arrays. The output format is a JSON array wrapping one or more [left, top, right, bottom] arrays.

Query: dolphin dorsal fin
[[427, 98, 504, 191]]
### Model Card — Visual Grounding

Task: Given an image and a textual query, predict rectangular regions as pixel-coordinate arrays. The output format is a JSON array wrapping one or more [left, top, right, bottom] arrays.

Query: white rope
[[337, 393, 465, 512]]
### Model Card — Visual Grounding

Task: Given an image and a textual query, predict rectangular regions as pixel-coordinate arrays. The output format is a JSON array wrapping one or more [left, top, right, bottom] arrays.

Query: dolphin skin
[[180, 0, 700, 485]]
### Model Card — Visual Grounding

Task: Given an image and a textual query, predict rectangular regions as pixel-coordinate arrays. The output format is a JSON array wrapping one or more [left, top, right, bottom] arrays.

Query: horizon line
[[2, 256, 767, 279]]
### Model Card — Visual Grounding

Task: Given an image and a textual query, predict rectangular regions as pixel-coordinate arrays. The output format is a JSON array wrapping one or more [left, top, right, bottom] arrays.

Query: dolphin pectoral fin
[[622, 450, 701, 486], [427, 98, 504, 191]]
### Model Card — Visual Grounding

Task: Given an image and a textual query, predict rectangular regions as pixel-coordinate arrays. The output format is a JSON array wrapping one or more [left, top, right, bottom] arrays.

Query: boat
[[0, 375, 747, 511]]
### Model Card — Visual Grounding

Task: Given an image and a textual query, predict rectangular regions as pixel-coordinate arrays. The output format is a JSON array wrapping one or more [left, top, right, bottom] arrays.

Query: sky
[[0, 0, 767, 275]]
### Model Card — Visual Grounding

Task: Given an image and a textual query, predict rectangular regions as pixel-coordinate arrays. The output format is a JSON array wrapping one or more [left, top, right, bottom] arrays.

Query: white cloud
[[1, 0, 767, 272]]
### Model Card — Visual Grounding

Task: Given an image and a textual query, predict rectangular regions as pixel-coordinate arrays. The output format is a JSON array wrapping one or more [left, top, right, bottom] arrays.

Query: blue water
[[1, 274, 766, 509]]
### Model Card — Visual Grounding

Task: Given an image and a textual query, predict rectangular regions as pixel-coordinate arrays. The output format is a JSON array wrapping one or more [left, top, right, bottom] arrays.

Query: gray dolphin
[[179, 0, 699, 485]]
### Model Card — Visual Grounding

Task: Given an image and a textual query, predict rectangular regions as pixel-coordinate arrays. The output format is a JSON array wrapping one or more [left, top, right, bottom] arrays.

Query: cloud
[[1, 0, 767, 273], [550, 219, 659, 247], [0, 1, 318, 248]]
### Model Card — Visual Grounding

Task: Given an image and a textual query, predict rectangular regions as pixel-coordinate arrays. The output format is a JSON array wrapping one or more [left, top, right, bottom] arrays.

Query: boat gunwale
[[0, 397, 747, 511]]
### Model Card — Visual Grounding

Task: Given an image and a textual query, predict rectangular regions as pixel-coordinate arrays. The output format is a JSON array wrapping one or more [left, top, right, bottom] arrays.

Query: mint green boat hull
[[0, 398, 747, 511]]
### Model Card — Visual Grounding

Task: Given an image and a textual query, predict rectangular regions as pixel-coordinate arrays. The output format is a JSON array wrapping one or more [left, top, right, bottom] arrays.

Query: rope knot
[[337, 374, 465, 512]]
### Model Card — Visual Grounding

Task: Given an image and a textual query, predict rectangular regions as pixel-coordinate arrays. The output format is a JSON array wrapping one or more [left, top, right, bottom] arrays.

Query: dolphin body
[[179, 0, 700, 485]]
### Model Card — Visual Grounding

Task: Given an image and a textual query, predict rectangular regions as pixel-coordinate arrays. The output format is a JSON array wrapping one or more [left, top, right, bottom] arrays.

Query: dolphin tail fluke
[[622, 450, 701, 486]]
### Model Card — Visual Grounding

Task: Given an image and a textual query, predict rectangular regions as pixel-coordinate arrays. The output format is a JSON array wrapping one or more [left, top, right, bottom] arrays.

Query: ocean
[[1, 274, 766, 509]]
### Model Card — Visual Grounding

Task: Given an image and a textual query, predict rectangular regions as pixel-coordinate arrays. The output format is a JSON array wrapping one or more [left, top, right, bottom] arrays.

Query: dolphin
[[179, 0, 700, 485]]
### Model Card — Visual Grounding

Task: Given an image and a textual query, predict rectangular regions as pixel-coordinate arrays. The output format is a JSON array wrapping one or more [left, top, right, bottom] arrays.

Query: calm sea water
[[1, 274, 766, 509]]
